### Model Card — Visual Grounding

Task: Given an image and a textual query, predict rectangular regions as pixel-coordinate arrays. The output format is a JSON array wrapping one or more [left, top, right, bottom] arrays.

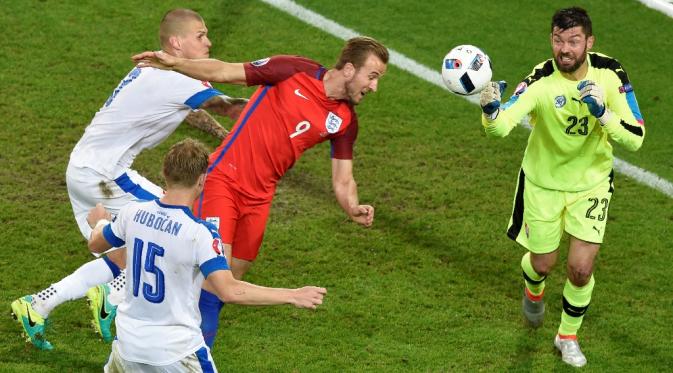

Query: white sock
[[34, 258, 115, 317], [107, 271, 126, 306]]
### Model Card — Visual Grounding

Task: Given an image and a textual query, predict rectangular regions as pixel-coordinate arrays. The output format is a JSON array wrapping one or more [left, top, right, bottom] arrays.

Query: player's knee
[[531, 257, 555, 276], [532, 263, 552, 277], [567, 264, 593, 286], [529, 250, 558, 276]]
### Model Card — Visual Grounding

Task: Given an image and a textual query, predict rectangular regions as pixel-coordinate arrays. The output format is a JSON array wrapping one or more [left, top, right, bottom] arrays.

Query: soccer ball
[[441, 45, 492, 95]]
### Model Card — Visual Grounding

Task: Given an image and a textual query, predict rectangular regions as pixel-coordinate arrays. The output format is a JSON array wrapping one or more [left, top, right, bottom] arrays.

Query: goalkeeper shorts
[[506, 169, 614, 253]]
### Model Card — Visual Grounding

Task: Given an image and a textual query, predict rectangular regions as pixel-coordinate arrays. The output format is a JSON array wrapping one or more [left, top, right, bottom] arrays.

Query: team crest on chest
[[325, 112, 343, 134], [554, 95, 566, 108]]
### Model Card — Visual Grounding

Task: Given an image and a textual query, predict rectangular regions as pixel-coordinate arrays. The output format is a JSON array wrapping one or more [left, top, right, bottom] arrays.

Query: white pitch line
[[260, 0, 673, 199], [637, 0, 673, 18]]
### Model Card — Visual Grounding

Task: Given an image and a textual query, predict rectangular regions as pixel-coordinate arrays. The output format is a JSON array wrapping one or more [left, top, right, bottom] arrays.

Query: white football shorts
[[104, 340, 218, 373], [66, 163, 163, 240]]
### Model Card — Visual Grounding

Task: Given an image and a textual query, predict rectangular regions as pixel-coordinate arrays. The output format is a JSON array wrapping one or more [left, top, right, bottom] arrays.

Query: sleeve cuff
[[103, 225, 125, 248], [598, 109, 616, 127], [184, 88, 224, 109], [200, 256, 230, 278]]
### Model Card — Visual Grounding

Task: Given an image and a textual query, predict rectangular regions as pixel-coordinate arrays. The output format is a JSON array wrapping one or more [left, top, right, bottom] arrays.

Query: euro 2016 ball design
[[441, 45, 492, 95]]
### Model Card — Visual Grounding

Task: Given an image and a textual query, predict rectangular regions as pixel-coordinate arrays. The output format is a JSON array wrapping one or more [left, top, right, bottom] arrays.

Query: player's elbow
[[219, 288, 238, 303], [217, 279, 247, 304], [631, 130, 645, 151], [88, 239, 107, 254], [626, 139, 643, 152], [483, 123, 510, 138], [622, 131, 645, 152], [332, 178, 354, 197]]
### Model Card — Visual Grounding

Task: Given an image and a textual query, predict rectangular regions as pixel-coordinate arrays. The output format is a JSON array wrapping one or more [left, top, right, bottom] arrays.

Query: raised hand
[[480, 81, 507, 116], [577, 80, 606, 118]]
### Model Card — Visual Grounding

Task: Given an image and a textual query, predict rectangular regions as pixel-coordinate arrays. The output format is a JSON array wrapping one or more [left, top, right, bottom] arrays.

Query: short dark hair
[[162, 138, 209, 188], [335, 36, 389, 70], [159, 8, 204, 49], [551, 7, 592, 36]]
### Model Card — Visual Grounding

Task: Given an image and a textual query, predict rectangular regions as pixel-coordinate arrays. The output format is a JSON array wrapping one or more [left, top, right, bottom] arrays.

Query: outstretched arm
[[332, 158, 374, 227], [132, 50, 247, 84], [207, 270, 326, 309], [481, 80, 536, 138]]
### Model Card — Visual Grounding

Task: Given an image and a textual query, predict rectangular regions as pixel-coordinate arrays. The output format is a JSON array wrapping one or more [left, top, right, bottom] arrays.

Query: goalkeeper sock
[[558, 275, 595, 336], [199, 289, 225, 348], [36, 258, 115, 317], [107, 271, 126, 306], [521, 252, 546, 299]]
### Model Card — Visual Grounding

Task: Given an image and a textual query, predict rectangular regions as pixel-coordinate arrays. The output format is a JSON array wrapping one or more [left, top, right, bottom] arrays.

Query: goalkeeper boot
[[522, 288, 544, 328], [86, 284, 117, 343], [555, 334, 587, 367], [10, 295, 53, 350]]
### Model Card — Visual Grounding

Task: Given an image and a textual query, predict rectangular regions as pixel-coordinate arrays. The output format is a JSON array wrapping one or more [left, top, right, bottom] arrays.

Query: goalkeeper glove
[[578, 80, 606, 118], [480, 81, 507, 118]]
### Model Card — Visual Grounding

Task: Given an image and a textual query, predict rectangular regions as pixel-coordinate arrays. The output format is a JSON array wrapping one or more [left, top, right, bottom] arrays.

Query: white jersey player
[[68, 66, 225, 239], [87, 139, 326, 372], [11, 8, 245, 350], [100, 199, 228, 370]]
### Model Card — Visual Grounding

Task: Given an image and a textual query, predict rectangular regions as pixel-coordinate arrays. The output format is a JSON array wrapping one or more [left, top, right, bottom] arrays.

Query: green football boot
[[10, 295, 53, 350], [86, 284, 117, 343]]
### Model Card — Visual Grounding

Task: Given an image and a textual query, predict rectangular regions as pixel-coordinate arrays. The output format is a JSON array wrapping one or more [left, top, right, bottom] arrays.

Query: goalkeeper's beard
[[555, 46, 588, 73]]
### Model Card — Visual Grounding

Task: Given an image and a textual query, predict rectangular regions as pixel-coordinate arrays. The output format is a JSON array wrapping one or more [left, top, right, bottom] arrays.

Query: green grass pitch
[[1, 1, 672, 371]]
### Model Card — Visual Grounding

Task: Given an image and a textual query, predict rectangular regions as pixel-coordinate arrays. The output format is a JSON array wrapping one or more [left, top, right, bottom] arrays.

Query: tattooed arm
[[185, 95, 249, 140], [201, 95, 248, 120], [184, 109, 229, 140]]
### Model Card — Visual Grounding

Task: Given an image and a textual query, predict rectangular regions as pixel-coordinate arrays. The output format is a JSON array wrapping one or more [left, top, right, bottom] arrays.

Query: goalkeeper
[[479, 7, 644, 368]]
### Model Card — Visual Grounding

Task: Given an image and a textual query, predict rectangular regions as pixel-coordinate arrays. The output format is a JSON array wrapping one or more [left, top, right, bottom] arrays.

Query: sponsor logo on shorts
[[524, 223, 529, 238]]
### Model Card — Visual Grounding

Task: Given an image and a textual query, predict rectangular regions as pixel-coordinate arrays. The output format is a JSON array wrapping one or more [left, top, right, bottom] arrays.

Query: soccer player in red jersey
[[134, 36, 388, 347]]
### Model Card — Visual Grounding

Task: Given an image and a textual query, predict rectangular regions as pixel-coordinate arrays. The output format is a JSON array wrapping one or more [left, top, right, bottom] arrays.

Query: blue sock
[[102, 256, 121, 278], [199, 289, 224, 348]]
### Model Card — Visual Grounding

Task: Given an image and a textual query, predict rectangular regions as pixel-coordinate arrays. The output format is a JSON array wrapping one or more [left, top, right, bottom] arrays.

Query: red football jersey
[[206, 55, 358, 202]]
